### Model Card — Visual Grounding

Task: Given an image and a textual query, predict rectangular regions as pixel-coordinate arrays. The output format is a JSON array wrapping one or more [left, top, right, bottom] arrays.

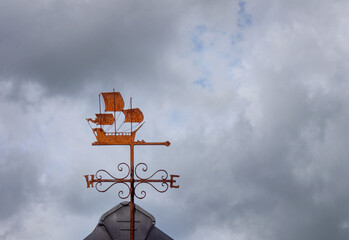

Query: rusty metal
[[130, 144, 135, 240], [84, 91, 180, 240], [84, 163, 179, 197]]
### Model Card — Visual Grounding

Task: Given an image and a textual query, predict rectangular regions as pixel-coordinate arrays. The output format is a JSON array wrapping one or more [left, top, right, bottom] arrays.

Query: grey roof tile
[[84, 202, 172, 240]]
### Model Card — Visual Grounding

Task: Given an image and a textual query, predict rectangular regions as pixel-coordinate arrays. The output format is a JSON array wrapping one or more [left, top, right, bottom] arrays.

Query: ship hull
[[92, 128, 136, 145]]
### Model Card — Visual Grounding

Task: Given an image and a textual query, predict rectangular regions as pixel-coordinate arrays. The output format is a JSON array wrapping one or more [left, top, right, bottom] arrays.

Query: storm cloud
[[1, 0, 349, 239]]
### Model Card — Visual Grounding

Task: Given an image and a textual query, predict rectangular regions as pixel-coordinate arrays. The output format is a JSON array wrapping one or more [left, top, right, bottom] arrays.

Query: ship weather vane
[[84, 90, 179, 240]]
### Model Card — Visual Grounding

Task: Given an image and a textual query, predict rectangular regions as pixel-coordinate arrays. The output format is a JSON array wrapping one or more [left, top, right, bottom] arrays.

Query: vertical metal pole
[[99, 94, 101, 114], [130, 97, 134, 240], [99, 94, 101, 129], [130, 97, 133, 133], [130, 144, 135, 240], [113, 89, 116, 134]]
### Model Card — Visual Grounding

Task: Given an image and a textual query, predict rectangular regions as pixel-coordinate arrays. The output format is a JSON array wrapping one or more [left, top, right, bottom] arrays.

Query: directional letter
[[170, 175, 179, 188], [84, 175, 95, 188]]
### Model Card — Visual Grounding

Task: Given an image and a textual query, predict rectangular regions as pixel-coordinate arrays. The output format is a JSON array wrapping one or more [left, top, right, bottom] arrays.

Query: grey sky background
[[1, 0, 349, 239]]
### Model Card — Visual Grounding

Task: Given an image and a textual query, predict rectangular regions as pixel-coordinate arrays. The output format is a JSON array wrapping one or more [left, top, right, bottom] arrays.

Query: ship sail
[[122, 108, 144, 123], [95, 114, 115, 125], [87, 114, 115, 125], [102, 92, 125, 112]]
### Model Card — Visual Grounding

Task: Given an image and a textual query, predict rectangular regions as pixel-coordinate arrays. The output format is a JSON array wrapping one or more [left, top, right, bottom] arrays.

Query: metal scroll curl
[[96, 162, 130, 180], [94, 163, 131, 199], [134, 162, 170, 199], [135, 163, 168, 180], [95, 182, 131, 199]]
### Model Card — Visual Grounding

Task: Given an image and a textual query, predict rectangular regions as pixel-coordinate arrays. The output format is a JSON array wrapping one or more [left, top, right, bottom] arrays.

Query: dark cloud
[[1, 0, 349, 239], [0, 0, 183, 95]]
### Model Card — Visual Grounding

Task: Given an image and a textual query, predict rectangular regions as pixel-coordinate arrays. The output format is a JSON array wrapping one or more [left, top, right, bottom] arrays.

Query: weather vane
[[84, 89, 179, 240]]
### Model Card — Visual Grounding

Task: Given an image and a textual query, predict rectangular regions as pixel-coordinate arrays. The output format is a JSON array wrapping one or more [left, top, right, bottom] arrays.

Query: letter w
[[84, 175, 95, 188]]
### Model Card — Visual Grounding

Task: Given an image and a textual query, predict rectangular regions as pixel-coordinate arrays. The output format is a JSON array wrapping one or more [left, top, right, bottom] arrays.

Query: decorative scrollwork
[[96, 162, 130, 180], [88, 162, 175, 200], [94, 163, 131, 197], [117, 162, 131, 179], [117, 183, 131, 199], [134, 162, 170, 199], [134, 185, 147, 199], [135, 163, 169, 180], [95, 181, 131, 199], [95, 163, 129, 181], [134, 182, 169, 199]]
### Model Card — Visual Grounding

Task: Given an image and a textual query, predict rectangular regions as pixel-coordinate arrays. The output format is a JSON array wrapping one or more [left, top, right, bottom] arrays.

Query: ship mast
[[130, 97, 133, 134], [113, 89, 116, 134], [98, 94, 101, 129]]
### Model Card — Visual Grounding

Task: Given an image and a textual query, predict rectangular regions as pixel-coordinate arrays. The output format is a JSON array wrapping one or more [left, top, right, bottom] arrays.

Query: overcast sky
[[1, 0, 349, 239]]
